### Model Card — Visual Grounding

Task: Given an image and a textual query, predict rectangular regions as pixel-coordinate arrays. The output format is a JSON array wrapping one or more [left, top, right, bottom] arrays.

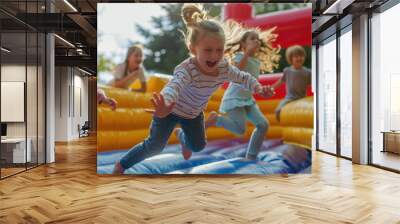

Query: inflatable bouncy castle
[[97, 4, 313, 175], [224, 3, 312, 48]]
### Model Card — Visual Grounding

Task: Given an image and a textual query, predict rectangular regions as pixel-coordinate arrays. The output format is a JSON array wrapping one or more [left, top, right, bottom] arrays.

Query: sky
[[97, 3, 167, 64]]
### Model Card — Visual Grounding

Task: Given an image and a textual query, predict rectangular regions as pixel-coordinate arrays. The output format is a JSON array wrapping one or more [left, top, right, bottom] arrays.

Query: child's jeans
[[216, 103, 268, 158], [119, 112, 206, 170]]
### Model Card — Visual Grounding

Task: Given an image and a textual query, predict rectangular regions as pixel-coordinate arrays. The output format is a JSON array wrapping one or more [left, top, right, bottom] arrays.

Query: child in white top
[[111, 44, 147, 92], [205, 21, 280, 160]]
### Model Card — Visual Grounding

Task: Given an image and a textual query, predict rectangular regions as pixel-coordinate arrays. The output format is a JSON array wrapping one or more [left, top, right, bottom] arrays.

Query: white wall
[[1, 65, 26, 139], [54, 67, 89, 141], [1, 64, 46, 163], [72, 73, 89, 138], [0, 65, 41, 138], [55, 67, 69, 141]]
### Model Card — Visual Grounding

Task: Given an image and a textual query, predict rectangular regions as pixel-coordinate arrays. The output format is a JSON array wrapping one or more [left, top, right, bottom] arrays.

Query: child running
[[205, 20, 280, 160], [113, 4, 273, 174]]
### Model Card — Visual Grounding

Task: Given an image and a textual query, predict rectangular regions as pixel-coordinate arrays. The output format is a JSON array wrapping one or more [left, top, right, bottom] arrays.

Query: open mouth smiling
[[206, 61, 217, 68]]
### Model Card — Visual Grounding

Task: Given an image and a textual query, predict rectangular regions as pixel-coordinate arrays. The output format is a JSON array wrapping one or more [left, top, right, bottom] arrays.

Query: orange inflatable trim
[[98, 75, 313, 152]]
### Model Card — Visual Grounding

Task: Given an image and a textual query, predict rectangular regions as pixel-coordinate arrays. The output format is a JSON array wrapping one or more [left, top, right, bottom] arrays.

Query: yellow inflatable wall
[[98, 76, 313, 152], [280, 97, 313, 149]]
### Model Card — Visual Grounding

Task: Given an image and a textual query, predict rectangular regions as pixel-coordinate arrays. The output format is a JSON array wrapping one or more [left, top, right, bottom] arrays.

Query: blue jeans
[[216, 104, 268, 158], [119, 113, 206, 170]]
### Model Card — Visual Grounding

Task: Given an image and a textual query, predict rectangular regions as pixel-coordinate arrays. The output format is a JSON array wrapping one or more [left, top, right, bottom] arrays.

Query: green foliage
[[98, 54, 115, 73], [135, 3, 221, 75]]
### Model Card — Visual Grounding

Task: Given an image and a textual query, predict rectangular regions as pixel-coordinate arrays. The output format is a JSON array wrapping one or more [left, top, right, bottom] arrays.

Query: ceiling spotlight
[[54, 34, 75, 48], [63, 0, 78, 12], [1, 47, 11, 53], [323, 0, 355, 15], [78, 67, 92, 76]]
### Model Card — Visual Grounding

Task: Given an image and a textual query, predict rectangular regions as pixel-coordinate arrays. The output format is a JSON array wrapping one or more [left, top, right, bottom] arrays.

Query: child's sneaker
[[280, 173, 289, 178], [174, 128, 192, 160], [205, 111, 218, 128], [245, 154, 258, 160]]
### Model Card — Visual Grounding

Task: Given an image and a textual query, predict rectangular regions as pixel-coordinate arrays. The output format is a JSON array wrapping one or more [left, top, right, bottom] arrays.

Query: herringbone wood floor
[[1, 136, 400, 224]]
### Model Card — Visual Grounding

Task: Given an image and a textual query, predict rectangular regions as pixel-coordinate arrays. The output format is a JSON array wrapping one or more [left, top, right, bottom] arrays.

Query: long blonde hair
[[123, 44, 143, 77], [224, 20, 281, 73], [181, 3, 225, 54]]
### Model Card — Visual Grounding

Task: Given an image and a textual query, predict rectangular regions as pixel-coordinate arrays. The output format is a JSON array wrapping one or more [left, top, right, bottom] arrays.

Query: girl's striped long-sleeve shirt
[[160, 57, 261, 119]]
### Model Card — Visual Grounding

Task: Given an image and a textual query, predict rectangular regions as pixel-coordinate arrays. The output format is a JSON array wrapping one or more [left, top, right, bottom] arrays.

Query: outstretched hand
[[97, 89, 117, 111], [257, 85, 275, 98], [105, 98, 117, 111], [145, 93, 175, 118]]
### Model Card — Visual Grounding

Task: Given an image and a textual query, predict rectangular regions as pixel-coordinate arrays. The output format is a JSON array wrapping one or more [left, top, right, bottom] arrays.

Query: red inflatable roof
[[223, 3, 312, 48]]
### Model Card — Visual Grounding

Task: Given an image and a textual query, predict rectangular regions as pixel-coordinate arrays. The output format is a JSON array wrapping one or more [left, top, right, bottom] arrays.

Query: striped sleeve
[[226, 64, 261, 93], [160, 67, 192, 106]]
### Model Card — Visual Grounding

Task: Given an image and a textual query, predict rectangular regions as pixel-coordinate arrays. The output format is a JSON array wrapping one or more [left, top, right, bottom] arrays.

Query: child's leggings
[[216, 103, 268, 158], [275, 98, 297, 121], [119, 113, 206, 170]]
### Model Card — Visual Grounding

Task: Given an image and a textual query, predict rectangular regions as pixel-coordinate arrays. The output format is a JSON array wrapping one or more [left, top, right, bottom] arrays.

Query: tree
[[135, 3, 221, 75], [97, 29, 115, 73], [98, 54, 115, 73]]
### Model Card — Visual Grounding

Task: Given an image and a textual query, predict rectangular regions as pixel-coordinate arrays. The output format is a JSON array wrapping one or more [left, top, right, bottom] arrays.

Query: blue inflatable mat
[[97, 139, 311, 175]]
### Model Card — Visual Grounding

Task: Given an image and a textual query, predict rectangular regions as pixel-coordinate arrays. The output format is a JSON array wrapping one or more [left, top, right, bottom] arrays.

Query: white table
[[1, 138, 31, 163]]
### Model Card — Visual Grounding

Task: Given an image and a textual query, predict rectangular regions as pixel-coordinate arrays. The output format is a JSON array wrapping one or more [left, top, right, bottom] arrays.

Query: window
[[339, 28, 352, 158], [370, 3, 400, 171], [317, 36, 337, 154], [0, 1, 47, 179]]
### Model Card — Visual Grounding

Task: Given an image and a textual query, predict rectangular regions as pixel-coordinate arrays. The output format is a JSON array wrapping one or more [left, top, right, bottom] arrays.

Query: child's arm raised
[[226, 64, 261, 92], [146, 66, 191, 118], [226, 64, 273, 98], [233, 53, 250, 70], [161, 67, 192, 106], [233, 44, 259, 70]]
